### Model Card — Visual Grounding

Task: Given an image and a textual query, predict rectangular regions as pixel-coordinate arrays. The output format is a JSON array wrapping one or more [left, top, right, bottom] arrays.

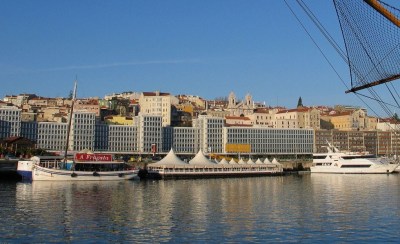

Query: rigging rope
[[284, 0, 400, 119], [283, 0, 390, 119], [334, 0, 400, 92]]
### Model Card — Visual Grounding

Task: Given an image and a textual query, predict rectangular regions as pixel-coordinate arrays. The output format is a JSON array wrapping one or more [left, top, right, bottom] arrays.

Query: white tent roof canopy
[[229, 158, 237, 164], [247, 158, 255, 164], [149, 148, 187, 166], [264, 158, 271, 164], [238, 158, 246, 164], [189, 150, 216, 165], [272, 158, 281, 165], [219, 158, 229, 164]]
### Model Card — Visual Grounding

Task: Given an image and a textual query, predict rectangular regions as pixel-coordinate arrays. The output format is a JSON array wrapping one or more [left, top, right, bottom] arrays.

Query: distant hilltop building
[[1, 91, 388, 132], [320, 108, 377, 131], [104, 91, 141, 101], [275, 107, 321, 129], [3, 94, 37, 107], [227, 92, 255, 116]]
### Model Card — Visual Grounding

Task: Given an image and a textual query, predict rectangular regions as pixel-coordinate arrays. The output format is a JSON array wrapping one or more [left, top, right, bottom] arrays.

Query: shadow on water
[[0, 171, 21, 181], [0, 160, 21, 181]]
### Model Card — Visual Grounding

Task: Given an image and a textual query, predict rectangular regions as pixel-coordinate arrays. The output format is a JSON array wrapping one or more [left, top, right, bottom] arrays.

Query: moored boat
[[17, 81, 138, 181], [18, 153, 138, 181], [310, 143, 398, 174], [17, 156, 61, 180]]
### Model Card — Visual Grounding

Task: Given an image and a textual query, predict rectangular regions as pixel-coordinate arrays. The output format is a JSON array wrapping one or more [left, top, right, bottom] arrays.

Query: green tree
[[393, 113, 400, 121], [68, 90, 73, 99], [297, 97, 303, 108]]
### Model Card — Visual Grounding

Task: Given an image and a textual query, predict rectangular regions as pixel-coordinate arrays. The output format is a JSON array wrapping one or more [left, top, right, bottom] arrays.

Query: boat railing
[[153, 164, 282, 174], [38, 160, 64, 170]]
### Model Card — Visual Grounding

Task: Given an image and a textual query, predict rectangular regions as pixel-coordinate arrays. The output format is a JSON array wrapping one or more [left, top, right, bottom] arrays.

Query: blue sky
[[0, 1, 377, 112]]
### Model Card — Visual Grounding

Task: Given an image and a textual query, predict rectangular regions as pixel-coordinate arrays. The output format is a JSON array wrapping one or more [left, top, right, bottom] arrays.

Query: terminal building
[[0, 106, 315, 158], [1, 105, 399, 159]]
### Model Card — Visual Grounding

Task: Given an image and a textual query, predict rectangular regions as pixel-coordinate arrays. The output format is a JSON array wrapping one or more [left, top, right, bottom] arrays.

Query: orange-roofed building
[[225, 115, 252, 127]]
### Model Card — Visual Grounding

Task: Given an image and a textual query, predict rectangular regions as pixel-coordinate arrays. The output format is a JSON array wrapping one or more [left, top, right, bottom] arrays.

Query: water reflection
[[308, 174, 400, 241], [3, 175, 400, 242]]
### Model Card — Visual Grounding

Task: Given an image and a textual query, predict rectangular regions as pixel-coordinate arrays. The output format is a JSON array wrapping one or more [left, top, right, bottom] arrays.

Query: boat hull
[[310, 163, 398, 174], [17, 160, 34, 180], [32, 165, 138, 181]]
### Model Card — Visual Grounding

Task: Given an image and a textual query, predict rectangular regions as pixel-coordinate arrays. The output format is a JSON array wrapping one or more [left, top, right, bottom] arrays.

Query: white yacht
[[310, 143, 399, 174]]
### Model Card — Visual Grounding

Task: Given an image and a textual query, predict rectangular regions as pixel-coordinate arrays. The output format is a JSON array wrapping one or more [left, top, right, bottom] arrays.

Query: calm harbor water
[[1, 174, 399, 243]]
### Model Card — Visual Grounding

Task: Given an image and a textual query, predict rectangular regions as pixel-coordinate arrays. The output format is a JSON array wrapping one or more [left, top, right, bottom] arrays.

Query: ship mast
[[64, 80, 77, 163], [363, 0, 400, 28]]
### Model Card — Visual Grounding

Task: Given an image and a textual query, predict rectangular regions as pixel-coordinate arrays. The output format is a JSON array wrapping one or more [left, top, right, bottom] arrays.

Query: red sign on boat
[[75, 153, 113, 162]]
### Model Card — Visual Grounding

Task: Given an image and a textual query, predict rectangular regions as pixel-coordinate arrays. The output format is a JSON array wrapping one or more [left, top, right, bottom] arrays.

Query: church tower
[[245, 93, 252, 107], [228, 92, 236, 106]]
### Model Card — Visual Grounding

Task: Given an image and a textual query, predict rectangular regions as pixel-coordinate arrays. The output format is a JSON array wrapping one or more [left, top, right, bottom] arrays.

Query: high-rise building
[[139, 91, 172, 127], [0, 106, 21, 138]]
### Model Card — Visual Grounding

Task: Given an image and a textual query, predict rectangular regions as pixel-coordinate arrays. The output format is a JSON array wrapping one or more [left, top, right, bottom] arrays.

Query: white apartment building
[[69, 111, 96, 151], [36, 122, 68, 151], [9, 107, 316, 157], [194, 115, 224, 154], [20, 121, 38, 142], [275, 108, 321, 129], [171, 127, 200, 154], [223, 127, 314, 155], [248, 108, 277, 127], [108, 125, 137, 152], [276, 110, 299, 129], [377, 119, 400, 131], [0, 106, 21, 138], [136, 114, 162, 154], [139, 91, 172, 127], [95, 123, 109, 151]]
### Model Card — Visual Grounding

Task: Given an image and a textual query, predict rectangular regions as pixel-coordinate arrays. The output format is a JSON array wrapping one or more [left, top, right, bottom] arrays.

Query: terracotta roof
[[225, 123, 252, 127], [380, 118, 400, 124], [30, 97, 50, 100], [225, 116, 250, 120], [142, 92, 170, 96], [254, 108, 269, 113], [331, 111, 352, 116], [276, 107, 314, 114], [2, 136, 23, 143]]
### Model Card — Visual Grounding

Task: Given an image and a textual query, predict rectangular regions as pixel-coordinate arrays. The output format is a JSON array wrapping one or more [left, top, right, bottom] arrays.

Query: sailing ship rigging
[[285, 0, 400, 120]]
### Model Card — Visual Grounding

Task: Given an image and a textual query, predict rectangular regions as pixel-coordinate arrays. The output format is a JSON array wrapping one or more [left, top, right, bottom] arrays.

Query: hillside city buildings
[[1, 91, 400, 159]]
